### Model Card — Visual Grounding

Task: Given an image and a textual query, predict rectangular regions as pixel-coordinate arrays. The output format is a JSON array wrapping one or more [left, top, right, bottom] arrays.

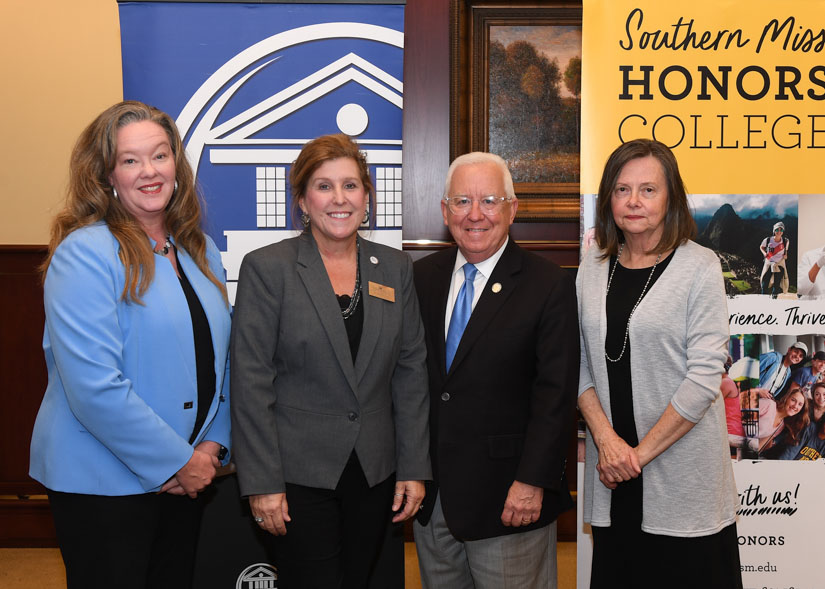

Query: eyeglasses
[[444, 195, 512, 215]]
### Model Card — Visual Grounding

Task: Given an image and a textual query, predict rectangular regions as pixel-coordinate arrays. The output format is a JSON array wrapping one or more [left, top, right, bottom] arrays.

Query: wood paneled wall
[[0, 246, 56, 546]]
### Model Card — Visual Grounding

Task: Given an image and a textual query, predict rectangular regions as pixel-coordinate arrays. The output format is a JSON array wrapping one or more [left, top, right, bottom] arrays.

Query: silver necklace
[[153, 236, 172, 256], [341, 240, 361, 319], [604, 243, 662, 363]]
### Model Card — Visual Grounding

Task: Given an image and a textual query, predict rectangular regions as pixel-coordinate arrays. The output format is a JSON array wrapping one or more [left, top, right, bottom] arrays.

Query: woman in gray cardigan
[[577, 139, 742, 588]]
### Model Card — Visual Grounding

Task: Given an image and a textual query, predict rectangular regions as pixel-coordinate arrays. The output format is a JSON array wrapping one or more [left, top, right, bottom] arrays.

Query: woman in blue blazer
[[29, 101, 232, 589]]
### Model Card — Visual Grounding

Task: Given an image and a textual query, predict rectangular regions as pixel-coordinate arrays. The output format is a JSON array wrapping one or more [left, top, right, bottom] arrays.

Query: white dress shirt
[[444, 238, 509, 339]]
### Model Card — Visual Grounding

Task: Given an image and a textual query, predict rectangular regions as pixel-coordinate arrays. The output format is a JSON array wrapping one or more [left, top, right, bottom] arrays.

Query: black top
[[338, 291, 363, 364], [605, 250, 673, 526], [175, 250, 216, 444]]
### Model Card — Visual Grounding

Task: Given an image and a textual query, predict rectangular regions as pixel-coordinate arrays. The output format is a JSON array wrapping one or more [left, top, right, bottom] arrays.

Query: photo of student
[[809, 383, 825, 423], [791, 350, 825, 398], [687, 194, 797, 296], [728, 334, 825, 459], [759, 342, 807, 399], [757, 384, 809, 456], [722, 357, 746, 450], [759, 221, 789, 297], [797, 194, 825, 299], [774, 415, 825, 461]]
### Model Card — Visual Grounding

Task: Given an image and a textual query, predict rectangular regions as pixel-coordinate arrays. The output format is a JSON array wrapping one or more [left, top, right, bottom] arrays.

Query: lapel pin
[[492, 282, 502, 293], [370, 256, 379, 265]]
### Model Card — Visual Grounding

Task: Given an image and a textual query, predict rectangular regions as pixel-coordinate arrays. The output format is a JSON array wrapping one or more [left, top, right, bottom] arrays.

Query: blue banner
[[119, 2, 405, 301]]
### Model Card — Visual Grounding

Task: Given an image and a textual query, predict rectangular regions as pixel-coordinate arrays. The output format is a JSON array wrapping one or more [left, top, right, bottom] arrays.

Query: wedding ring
[[254, 516, 264, 523]]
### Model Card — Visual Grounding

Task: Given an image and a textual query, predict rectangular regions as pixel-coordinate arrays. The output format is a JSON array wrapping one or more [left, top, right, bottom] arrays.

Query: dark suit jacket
[[231, 232, 431, 496], [414, 239, 577, 541]]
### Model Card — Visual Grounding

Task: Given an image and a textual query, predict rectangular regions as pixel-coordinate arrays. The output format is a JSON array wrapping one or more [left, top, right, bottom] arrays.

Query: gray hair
[[444, 152, 516, 200]]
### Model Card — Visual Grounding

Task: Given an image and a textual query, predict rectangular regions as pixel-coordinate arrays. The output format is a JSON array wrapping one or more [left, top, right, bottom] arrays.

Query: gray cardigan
[[577, 240, 738, 536]]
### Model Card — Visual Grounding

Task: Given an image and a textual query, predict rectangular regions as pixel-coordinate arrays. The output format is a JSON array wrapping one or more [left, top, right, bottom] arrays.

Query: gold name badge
[[368, 281, 395, 302]]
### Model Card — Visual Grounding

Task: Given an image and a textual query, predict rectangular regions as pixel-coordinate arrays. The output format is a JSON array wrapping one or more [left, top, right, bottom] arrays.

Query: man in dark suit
[[413, 152, 578, 588]]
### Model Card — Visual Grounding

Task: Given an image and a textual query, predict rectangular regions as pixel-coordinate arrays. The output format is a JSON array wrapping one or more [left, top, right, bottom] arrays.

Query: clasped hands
[[595, 432, 642, 490], [159, 440, 221, 498]]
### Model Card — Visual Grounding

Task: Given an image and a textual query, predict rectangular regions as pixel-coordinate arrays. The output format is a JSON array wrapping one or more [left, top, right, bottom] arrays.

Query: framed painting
[[451, 0, 582, 221]]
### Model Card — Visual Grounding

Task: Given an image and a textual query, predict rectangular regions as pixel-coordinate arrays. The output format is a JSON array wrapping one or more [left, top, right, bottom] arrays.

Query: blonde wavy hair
[[42, 101, 227, 305]]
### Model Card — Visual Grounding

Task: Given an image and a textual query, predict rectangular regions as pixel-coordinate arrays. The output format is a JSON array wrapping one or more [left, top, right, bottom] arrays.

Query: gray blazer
[[231, 232, 431, 496]]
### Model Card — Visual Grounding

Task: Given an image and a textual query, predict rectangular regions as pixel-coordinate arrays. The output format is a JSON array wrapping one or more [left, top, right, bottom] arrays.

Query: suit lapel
[[353, 237, 382, 383], [430, 249, 457, 380], [448, 240, 521, 377], [295, 232, 359, 393]]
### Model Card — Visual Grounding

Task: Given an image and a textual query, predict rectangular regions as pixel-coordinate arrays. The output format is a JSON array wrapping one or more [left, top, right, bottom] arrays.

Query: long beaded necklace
[[340, 240, 361, 319], [604, 243, 662, 363]]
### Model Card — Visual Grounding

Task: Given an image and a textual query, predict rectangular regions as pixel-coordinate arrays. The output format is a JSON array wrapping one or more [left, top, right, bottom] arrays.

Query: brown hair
[[42, 101, 227, 305], [594, 138, 696, 260], [778, 389, 810, 445], [289, 134, 374, 226]]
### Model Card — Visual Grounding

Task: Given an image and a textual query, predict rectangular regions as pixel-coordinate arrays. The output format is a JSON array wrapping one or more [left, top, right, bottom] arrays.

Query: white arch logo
[[177, 22, 404, 174], [172, 22, 405, 300]]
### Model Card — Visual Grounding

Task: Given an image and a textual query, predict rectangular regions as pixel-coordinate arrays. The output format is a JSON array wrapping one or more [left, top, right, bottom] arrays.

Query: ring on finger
[[254, 516, 264, 523]]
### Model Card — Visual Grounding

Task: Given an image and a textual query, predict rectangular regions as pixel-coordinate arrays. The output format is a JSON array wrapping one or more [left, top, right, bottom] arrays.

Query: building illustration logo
[[236, 563, 278, 589], [175, 22, 404, 302]]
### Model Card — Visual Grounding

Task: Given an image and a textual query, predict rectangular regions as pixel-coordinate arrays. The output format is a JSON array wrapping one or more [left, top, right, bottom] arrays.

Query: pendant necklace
[[604, 243, 662, 363], [153, 236, 173, 256]]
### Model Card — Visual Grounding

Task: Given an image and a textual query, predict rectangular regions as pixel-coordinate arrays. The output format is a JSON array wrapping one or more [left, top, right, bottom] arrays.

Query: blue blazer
[[30, 223, 232, 495]]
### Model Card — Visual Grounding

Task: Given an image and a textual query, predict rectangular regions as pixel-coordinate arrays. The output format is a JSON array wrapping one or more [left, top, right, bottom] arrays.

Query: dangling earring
[[112, 187, 119, 200], [362, 208, 370, 225], [174, 180, 179, 194], [300, 211, 310, 226]]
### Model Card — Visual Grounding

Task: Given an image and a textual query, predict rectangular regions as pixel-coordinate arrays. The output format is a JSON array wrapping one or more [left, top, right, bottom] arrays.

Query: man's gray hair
[[444, 152, 516, 200]]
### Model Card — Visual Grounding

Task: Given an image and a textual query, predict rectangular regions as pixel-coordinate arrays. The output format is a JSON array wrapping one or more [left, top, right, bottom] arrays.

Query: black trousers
[[761, 266, 785, 297], [48, 490, 204, 589], [271, 452, 395, 589]]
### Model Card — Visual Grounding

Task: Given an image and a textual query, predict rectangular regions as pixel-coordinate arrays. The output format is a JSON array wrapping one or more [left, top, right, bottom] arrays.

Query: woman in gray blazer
[[577, 139, 742, 588], [231, 134, 430, 587]]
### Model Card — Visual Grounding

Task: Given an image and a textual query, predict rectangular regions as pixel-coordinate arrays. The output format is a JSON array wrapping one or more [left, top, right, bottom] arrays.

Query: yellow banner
[[582, 0, 824, 193]]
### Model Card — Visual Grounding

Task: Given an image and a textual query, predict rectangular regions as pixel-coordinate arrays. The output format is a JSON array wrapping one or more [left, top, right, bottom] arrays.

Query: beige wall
[[2, 0, 122, 245]]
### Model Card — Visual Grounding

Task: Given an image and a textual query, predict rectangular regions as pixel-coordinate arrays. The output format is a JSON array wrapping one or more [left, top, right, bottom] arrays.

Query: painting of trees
[[488, 27, 581, 183]]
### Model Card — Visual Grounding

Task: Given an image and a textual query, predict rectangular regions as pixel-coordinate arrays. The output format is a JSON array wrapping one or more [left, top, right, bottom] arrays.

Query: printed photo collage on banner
[[723, 193, 825, 462]]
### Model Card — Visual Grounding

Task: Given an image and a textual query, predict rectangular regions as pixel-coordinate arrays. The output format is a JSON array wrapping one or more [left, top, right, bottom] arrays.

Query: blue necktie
[[445, 263, 478, 371]]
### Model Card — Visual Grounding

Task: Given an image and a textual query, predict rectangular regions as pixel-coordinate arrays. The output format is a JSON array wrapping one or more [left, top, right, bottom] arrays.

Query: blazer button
[[348, 412, 358, 422], [441, 392, 450, 401]]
